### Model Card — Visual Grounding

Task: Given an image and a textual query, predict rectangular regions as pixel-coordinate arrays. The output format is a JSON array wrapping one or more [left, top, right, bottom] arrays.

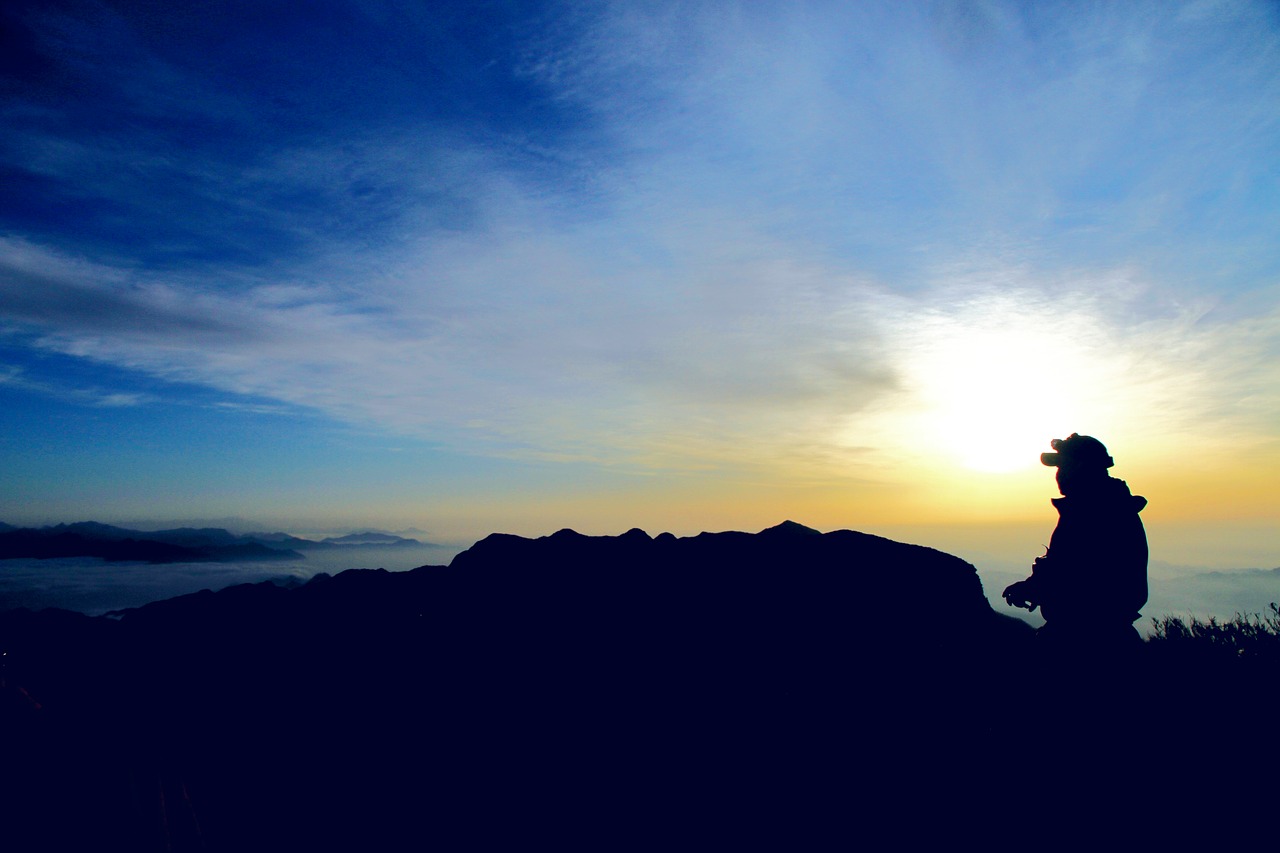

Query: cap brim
[[1040, 452, 1061, 467]]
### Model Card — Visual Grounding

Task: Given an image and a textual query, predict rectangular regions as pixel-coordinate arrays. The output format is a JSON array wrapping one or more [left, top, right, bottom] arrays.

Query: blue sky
[[1, 1, 1277, 567]]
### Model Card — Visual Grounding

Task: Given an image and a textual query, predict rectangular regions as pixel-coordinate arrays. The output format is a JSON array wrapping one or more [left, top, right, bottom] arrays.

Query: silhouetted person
[[1002, 434, 1148, 655]]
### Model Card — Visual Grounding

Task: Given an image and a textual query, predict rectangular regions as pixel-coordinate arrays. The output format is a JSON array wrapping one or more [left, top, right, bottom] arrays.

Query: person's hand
[[1001, 580, 1037, 611]]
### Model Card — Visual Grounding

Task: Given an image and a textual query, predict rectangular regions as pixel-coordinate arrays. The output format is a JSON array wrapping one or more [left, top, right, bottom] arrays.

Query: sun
[[845, 294, 1132, 480], [905, 327, 1088, 473]]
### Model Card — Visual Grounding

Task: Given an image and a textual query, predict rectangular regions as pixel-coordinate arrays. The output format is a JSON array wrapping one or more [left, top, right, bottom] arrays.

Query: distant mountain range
[[0, 521, 428, 563]]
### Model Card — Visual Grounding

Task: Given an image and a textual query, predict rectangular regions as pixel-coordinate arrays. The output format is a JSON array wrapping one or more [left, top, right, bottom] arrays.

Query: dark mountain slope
[[0, 522, 1050, 849]]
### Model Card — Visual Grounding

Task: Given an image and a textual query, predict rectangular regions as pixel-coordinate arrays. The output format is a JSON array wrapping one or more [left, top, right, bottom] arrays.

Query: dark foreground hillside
[[1, 522, 1274, 848]]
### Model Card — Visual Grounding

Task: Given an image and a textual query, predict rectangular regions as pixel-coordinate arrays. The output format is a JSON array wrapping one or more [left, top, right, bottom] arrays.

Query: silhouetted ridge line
[[1, 521, 1035, 849]]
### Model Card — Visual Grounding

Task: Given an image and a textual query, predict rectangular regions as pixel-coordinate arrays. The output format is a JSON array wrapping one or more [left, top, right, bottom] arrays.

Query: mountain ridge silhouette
[[5, 520, 1266, 847]]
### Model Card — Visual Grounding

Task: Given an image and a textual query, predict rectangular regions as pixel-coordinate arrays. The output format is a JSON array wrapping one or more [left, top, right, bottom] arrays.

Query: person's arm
[[1002, 549, 1052, 611], [1001, 578, 1037, 611]]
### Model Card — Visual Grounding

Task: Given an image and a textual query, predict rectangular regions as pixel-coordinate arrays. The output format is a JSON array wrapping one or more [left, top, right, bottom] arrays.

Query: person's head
[[1041, 433, 1113, 495]]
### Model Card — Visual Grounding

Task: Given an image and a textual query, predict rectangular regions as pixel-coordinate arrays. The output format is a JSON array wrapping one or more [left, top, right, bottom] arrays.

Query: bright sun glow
[[915, 329, 1079, 472], [857, 298, 1127, 475]]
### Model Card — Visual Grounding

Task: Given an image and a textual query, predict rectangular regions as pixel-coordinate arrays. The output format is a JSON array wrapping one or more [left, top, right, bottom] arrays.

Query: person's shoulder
[[1105, 476, 1132, 494], [1105, 478, 1147, 513]]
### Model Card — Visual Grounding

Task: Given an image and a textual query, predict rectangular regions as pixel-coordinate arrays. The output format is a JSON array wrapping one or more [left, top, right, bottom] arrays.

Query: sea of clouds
[[0, 543, 463, 616]]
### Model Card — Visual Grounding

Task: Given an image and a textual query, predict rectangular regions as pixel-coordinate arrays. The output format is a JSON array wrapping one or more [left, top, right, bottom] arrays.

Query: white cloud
[[4, 209, 1275, 483]]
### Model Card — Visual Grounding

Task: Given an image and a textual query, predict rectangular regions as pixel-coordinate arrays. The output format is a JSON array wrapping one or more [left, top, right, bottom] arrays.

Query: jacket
[[1029, 477, 1149, 626]]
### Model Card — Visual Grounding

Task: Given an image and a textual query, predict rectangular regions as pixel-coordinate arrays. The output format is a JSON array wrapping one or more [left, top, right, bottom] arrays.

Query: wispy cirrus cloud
[[0, 360, 154, 408], [4, 221, 1275, 483]]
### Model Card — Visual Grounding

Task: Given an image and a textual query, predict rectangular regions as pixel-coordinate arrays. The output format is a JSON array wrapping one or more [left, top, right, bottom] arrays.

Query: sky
[[1, 0, 1277, 576]]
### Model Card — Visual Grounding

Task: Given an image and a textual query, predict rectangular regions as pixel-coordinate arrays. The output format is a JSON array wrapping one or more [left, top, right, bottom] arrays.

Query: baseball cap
[[1040, 433, 1114, 469]]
